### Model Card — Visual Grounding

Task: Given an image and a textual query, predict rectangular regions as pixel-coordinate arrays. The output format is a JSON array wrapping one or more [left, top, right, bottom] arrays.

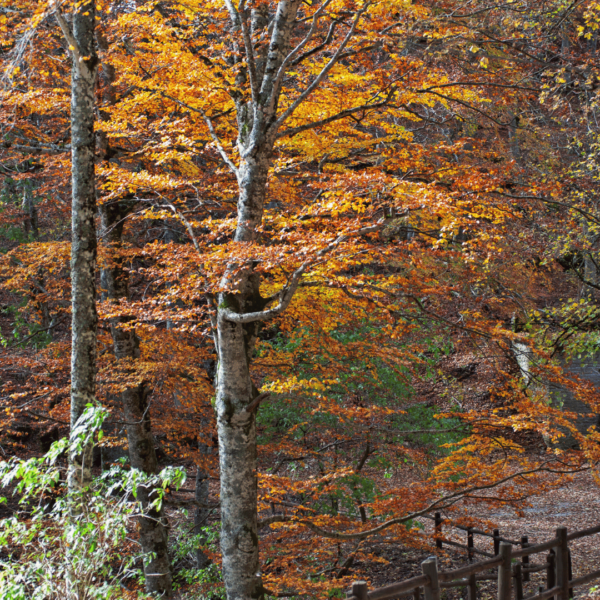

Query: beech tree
[[97, 29, 173, 592], [53, 0, 99, 501]]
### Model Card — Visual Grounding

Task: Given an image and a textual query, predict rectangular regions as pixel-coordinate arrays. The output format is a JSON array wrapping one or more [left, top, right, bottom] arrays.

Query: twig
[[3, 318, 66, 349]]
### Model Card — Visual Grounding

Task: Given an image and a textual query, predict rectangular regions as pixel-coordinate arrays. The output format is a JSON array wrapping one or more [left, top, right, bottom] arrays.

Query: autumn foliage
[[1, 0, 600, 597]]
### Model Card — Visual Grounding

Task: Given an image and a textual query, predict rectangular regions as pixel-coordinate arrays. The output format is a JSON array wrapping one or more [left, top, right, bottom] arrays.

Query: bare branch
[[267, 0, 334, 103], [245, 392, 271, 413], [1, 141, 70, 154], [159, 197, 202, 253], [415, 89, 506, 126], [199, 109, 239, 178], [52, 0, 89, 76], [272, 3, 371, 132], [239, 8, 260, 104], [291, 16, 338, 66]]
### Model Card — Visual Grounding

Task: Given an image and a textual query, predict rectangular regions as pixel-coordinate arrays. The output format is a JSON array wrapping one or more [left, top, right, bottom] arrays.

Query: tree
[[53, 0, 99, 505], [100, 200, 173, 595], [97, 28, 173, 592]]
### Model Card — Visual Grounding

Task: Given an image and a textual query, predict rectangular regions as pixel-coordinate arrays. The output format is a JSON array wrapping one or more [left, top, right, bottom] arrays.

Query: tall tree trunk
[[216, 154, 273, 600], [56, 0, 98, 501], [22, 183, 38, 239], [215, 316, 262, 600], [100, 201, 173, 597]]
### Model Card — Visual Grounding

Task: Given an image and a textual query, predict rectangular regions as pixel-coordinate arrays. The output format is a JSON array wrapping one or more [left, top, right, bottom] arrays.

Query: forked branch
[[220, 222, 383, 324]]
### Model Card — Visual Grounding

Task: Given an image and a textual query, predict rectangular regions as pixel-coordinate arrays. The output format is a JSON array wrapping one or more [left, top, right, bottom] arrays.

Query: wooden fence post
[[498, 542, 513, 600], [351, 581, 369, 600], [555, 527, 569, 600], [521, 535, 530, 582], [567, 549, 573, 600], [413, 587, 421, 600], [435, 513, 443, 550], [514, 563, 524, 600], [547, 550, 556, 600], [422, 557, 441, 600], [468, 573, 477, 600], [493, 529, 500, 555], [468, 527, 474, 562]]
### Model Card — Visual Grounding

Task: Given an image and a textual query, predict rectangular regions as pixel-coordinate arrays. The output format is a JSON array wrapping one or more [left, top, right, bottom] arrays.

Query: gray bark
[[100, 200, 173, 596], [549, 352, 600, 449], [216, 278, 269, 600], [508, 112, 520, 162], [512, 337, 600, 449], [57, 0, 99, 500], [213, 2, 367, 598], [215, 4, 300, 597]]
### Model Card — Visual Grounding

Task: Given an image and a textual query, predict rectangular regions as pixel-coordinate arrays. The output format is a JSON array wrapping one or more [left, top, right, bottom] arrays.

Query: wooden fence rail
[[348, 524, 600, 600]]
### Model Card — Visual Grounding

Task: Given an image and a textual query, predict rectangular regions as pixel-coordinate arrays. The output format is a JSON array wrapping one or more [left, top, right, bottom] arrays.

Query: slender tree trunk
[[60, 0, 98, 500], [100, 201, 173, 596], [22, 184, 38, 238], [508, 112, 520, 162], [194, 355, 217, 568], [194, 449, 211, 569]]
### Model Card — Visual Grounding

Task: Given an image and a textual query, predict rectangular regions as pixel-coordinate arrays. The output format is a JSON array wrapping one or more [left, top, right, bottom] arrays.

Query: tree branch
[[159, 197, 202, 253], [220, 222, 383, 324], [276, 90, 395, 139], [1, 141, 70, 155], [257, 463, 588, 537], [199, 109, 239, 178], [52, 0, 90, 77], [267, 0, 334, 104], [291, 15, 338, 66], [239, 6, 260, 104], [272, 3, 370, 132]]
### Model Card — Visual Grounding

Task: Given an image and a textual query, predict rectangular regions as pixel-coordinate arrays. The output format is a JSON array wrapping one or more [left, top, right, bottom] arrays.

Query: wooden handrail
[[522, 585, 561, 600], [570, 568, 600, 588], [438, 556, 503, 582], [435, 537, 495, 558], [566, 523, 600, 541], [422, 514, 520, 545], [352, 523, 600, 600], [523, 562, 550, 574], [511, 538, 559, 558], [367, 575, 430, 600]]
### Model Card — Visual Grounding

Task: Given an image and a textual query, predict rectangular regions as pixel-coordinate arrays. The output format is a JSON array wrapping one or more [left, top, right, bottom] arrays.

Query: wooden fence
[[347, 524, 600, 600], [425, 512, 523, 561]]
